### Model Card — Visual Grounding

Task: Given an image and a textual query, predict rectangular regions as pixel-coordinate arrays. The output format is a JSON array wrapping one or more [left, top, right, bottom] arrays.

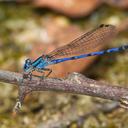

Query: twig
[[0, 70, 128, 112]]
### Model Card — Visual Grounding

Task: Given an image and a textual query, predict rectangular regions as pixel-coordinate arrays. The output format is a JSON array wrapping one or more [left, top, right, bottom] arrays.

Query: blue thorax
[[32, 56, 50, 69], [24, 56, 51, 73]]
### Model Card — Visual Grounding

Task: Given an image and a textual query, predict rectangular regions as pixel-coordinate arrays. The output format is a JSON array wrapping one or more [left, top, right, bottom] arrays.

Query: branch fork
[[0, 70, 128, 112]]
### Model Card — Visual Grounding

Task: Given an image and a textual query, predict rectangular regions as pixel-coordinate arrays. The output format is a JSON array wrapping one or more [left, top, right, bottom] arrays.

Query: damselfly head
[[23, 59, 33, 72]]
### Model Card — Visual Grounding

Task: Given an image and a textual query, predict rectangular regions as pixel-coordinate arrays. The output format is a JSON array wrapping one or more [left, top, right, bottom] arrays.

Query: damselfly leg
[[25, 68, 52, 80], [35, 68, 52, 79]]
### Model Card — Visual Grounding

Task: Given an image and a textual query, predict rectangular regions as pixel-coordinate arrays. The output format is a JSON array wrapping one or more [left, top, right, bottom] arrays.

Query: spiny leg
[[28, 72, 32, 80], [33, 69, 45, 79], [23, 72, 32, 81], [43, 68, 52, 77], [33, 68, 52, 79]]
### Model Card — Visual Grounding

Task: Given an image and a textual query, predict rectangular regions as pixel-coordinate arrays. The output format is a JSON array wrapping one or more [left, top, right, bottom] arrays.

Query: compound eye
[[24, 59, 32, 72], [25, 59, 31, 64]]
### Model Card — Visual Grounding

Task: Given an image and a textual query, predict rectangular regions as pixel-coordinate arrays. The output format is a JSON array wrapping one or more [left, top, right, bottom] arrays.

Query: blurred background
[[0, 0, 128, 127]]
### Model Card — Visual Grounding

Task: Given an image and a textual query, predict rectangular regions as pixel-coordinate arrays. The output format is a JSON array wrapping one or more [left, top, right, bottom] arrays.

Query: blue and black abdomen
[[50, 45, 128, 65]]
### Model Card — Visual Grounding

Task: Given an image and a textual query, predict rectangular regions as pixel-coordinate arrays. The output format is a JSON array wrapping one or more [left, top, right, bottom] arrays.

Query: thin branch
[[0, 70, 128, 111]]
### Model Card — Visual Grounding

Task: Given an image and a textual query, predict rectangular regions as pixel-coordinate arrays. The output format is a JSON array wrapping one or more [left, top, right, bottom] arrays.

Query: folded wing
[[47, 24, 117, 60]]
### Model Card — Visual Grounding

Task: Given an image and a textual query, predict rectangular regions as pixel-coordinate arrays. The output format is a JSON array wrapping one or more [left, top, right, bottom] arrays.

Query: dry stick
[[0, 69, 128, 111]]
